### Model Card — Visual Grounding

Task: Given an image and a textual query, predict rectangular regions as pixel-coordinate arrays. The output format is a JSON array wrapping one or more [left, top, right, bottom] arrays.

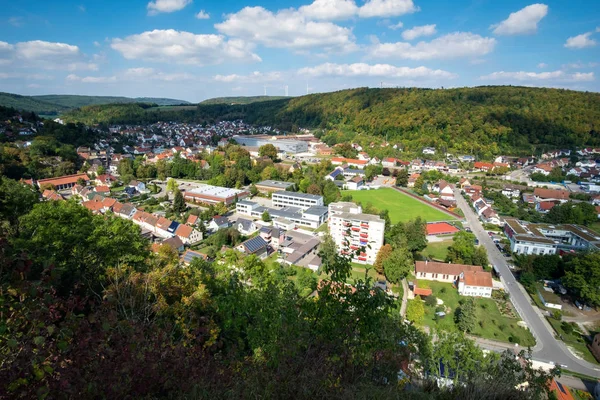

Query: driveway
[[453, 188, 600, 378]]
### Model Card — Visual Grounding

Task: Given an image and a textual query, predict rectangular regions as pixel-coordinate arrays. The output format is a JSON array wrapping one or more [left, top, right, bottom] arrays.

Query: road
[[453, 188, 600, 378]]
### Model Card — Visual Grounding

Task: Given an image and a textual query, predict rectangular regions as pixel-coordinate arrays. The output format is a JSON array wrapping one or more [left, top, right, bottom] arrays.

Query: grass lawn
[[422, 240, 453, 261], [350, 262, 382, 282], [315, 223, 328, 233], [341, 188, 455, 224], [419, 280, 535, 347], [110, 186, 125, 192], [546, 318, 599, 365]]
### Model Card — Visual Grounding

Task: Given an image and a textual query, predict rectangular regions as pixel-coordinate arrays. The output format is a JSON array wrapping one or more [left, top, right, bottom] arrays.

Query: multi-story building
[[183, 184, 249, 205], [272, 191, 324, 210], [328, 202, 385, 264], [236, 200, 328, 229], [255, 180, 294, 193], [504, 218, 600, 255]]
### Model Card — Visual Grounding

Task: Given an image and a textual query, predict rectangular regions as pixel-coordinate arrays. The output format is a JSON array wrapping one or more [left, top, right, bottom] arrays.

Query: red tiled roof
[[187, 214, 198, 224], [95, 185, 110, 193], [548, 379, 575, 400], [82, 200, 104, 212], [414, 287, 433, 296], [539, 201, 556, 211], [175, 224, 193, 238], [534, 188, 570, 200], [426, 222, 459, 235], [461, 270, 493, 288], [37, 173, 90, 187], [102, 197, 117, 208], [416, 261, 483, 276]]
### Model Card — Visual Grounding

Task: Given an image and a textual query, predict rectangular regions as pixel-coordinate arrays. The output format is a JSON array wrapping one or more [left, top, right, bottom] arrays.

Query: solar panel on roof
[[555, 381, 566, 394], [183, 251, 203, 263], [244, 236, 267, 253]]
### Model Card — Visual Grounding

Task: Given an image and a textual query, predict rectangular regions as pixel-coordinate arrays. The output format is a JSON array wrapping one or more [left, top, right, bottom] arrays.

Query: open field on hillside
[[342, 188, 456, 224]]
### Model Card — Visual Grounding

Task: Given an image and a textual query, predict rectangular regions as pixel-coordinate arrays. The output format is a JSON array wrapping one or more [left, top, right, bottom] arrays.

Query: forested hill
[[62, 86, 600, 156], [0, 92, 189, 115], [200, 95, 289, 105]]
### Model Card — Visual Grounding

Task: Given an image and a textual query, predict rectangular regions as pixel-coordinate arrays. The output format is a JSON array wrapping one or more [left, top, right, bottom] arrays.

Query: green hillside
[[33, 95, 190, 108], [0, 92, 70, 115], [61, 86, 600, 156], [0, 92, 189, 115], [200, 96, 289, 105]]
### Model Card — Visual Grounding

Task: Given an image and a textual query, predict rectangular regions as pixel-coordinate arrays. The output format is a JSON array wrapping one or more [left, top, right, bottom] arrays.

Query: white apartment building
[[328, 202, 385, 264], [272, 191, 324, 210]]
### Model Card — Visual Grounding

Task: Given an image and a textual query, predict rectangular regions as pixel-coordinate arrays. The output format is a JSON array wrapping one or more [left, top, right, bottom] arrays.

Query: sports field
[[341, 188, 456, 224]]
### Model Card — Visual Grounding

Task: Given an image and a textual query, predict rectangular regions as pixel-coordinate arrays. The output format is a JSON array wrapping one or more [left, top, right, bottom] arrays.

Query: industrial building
[[255, 180, 295, 193], [183, 184, 249, 205], [232, 135, 309, 153]]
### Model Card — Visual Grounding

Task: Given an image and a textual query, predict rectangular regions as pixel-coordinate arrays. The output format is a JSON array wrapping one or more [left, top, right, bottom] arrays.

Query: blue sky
[[0, 0, 598, 102]]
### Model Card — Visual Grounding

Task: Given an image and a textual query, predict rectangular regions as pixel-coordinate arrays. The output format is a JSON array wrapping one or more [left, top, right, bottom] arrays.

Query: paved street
[[453, 188, 600, 378]]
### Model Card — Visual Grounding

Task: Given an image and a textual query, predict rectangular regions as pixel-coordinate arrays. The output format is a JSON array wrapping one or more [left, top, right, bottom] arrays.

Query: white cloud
[[480, 70, 594, 82], [147, 0, 192, 15], [16, 40, 79, 60], [491, 4, 548, 36], [370, 32, 496, 60], [213, 71, 283, 83], [195, 10, 209, 19], [564, 32, 597, 49], [215, 7, 356, 52], [66, 68, 195, 84], [388, 21, 403, 30], [537, 62, 547, 68], [562, 61, 598, 69], [66, 74, 118, 83], [401, 24, 436, 40], [298, 62, 457, 79], [0, 72, 53, 80], [358, 0, 418, 18], [0, 40, 97, 71], [8, 17, 23, 27], [78, 5, 86, 12], [299, 0, 358, 20], [111, 29, 261, 65]]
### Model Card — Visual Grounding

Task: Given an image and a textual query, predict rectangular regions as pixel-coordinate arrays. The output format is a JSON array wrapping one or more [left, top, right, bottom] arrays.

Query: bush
[[440, 287, 447, 294], [561, 322, 573, 335], [480, 303, 488, 310], [425, 295, 437, 307], [552, 310, 562, 321], [435, 305, 445, 313]]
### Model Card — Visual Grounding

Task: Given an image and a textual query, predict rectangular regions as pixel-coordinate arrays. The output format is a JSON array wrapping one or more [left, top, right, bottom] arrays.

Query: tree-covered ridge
[[0, 92, 189, 115], [61, 86, 600, 157], [199, 95, 289, 105]]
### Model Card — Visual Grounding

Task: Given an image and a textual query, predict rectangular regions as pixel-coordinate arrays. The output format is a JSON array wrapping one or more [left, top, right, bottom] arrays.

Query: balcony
[[360, 233, 368, 239], [360, 223, 369, 228], [351, 227, 360, 232]]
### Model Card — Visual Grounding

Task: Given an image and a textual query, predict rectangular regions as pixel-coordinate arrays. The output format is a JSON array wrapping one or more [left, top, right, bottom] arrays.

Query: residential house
[[186, 214, 199, 226], [129, 180, 147, 193], [161, 236, 185, 253], [208, 216, 229, 232], [433, 180, 454, 201], [536, 201, 556, 214], [175, 224, 203, 245], [458, 178, 471, 189], [473, 162, 494, 172], [501, 185, 521, 198], [236, 218, 257, 235], [533, 188, 570, 203], [94, 185, 110, 194], [382, 158, 397, 168], [422, 147, 436, 155], [237, 236, 268, 258], [464, 185, 482, 197], [457, 270, 493, 298], [42, 190, 64, 201], [415, 261, 483, 284], [407, 173, 420, 188], [345, 175, 364, 190], [548, 378, 575, 400]]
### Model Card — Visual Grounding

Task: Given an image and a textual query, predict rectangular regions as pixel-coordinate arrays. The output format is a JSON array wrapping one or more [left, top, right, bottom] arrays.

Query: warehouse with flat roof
[[184, 185, 249, 205]]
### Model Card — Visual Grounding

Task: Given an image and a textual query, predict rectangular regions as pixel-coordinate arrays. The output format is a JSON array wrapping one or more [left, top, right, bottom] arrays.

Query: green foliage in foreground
[[61, 86, 600, 156], [0, 177, 556, 399]]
